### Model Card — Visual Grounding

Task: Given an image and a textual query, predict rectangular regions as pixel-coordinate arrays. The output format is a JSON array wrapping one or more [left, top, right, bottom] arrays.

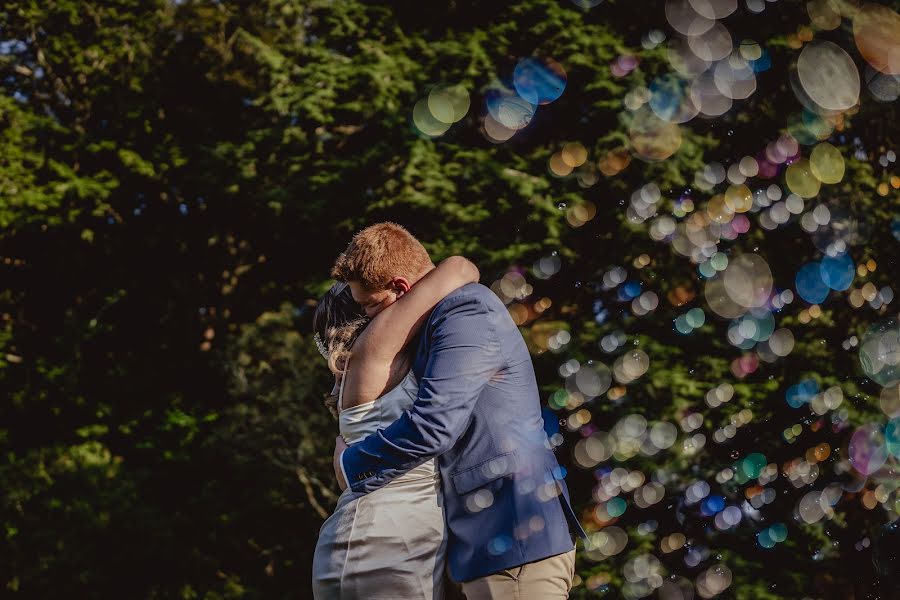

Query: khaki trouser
[[455, 549, 577, 600]]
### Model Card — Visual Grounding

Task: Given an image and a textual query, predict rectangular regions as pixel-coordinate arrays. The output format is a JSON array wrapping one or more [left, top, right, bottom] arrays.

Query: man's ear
[[389, 277, 412, 296]]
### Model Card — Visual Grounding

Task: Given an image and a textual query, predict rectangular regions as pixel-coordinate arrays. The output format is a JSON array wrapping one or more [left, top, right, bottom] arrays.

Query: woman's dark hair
[[312, 283, 368, 371], [312, 283, 368, 415]]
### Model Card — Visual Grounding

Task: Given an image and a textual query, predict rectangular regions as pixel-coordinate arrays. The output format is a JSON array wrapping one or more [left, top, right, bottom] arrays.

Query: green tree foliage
[[0, 0, 897, 598]]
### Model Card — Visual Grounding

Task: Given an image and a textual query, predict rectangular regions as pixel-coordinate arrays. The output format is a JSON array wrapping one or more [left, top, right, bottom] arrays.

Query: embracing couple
[[311, 223, 586, 599]]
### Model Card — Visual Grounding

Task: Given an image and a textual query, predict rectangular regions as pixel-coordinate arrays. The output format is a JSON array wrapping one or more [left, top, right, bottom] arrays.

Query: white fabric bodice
[[338, 369, 418, 444]]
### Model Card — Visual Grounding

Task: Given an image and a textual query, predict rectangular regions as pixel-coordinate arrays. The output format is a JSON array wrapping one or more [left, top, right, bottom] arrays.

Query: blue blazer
[[341, 283, 587, 582]]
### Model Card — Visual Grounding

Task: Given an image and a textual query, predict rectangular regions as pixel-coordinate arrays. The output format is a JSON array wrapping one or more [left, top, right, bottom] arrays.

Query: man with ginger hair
[[331, 222, 585, 599]]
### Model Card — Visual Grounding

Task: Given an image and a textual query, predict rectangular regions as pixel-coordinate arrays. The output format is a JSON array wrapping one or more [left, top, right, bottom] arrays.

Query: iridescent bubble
[[667, 36, 713, 77], [695, 564, 732, 597], [482, 113, 516, 143], [810, 205, 861, 256], [574, 431, 615, 468], [570, 0, 605, 7], [866, 68, 900, 102], [567, 362, 613, 398], [886, 418, 900, 458], [796, 262, 830, 304], [724, 184, 753, 213], [848, 423, 888, 475], [649, 74, 701, 123], [427, 84, 470, 124], [722, 505, 741, 526], [659, 578, 695, 600], [749, 47, 772, 73], [859, 316, 900, 386], [585, 526, 628, 559], [630, 107, 683, 161], [786, 379, 819, 408], [691, 70, 733, 117], [739, 39, 762, 61], [801, 110, 836, 142], [485, 88, 536, 130], [705, 279, 746, 319], [768, 328, 795, 357], [881, 384, 900, 418], [689, 0, 737, 19], [666, 0, 715, 36], [412, 98, 451, 137], [798, 490, 828, 524], [741, 452, 767, 478], [607, 496, 627, 517], [706, 194, 734, 224], [721, 253, 773, 310], [796, 41, 861, 112], [688, 21, 733, 62], [757, 528, 776, 549], [819, 253, 854, 291], [486, 89, 536, 130], [685, 480, 711, 503], [852, 3, 900, 75], [769, 523, 788, 542], [810, 142, 845, 184], [700, 494, 725, 516], [807, 0, 842, 30], [513, 57, 567, 105], [786, 159, 822, 198], [650, 421, 679, 450], [675, 314, 693, 334], [714, 54, 757, 100], [614, 349, 651, 383]]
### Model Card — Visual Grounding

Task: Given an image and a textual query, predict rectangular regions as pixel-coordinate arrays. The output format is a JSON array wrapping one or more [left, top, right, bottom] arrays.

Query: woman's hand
[[438, 255, 479, 286]]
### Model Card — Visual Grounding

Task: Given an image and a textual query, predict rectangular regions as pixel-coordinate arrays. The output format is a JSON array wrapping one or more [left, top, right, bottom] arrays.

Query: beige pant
[[457, 549, 576, 600]]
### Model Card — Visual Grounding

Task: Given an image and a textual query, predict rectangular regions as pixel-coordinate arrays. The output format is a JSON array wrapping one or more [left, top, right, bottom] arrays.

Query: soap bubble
[[859, 316, 900, 387], [853, 3, 900, 75], [848, 423, 888, 476], [513, 57, 567, 105], [796, 41, 860, 112]]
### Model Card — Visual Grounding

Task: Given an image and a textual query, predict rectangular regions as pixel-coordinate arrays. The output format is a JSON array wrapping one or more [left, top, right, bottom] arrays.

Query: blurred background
[[0, 0, 898, 598]]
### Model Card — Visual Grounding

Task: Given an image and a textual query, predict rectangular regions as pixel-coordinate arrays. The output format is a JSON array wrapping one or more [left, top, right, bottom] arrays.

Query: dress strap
[[337, 357, 349, 414]]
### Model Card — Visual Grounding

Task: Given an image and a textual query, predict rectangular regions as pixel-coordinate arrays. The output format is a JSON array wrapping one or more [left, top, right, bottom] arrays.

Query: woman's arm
[[343, 256, 479, 403]]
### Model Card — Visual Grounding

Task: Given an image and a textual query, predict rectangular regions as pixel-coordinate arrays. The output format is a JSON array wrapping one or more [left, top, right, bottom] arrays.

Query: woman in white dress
[[311, 256, 479, 600]]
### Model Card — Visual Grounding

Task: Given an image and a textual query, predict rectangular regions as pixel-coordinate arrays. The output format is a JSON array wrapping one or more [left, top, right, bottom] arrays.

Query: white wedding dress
[[311, 368, 448, 599]]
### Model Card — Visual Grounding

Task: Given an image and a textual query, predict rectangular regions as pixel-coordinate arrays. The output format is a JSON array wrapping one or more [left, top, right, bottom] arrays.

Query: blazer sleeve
[[341, 294, 503, 494]]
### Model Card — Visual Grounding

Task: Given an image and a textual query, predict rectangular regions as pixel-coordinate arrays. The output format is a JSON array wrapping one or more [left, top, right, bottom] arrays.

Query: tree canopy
[[1, 0, 898, 598]]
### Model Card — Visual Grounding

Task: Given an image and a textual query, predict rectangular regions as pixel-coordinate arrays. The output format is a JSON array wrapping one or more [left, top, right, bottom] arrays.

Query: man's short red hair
[[331, 222, 433, 289]]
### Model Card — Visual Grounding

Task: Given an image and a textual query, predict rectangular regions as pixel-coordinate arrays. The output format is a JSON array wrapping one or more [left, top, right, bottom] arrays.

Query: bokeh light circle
[[666, 0, 715, 36], [810, 142, 845, 184], [513, 57, 567, 105], [412, 98, 451, 137], [714, 55, 757, 100], [486, 88, 536, 130], [796, 41, 861, 112], [852, 3, 900, 75], [819, 253, 854, 291], [689, 0, 737, 20], [688, 21, 733, 62], [796, 262, 830, 304], [650, 74, 701, 123], [721, 253, 773, 310], [886, 418, 900, 458], [630, 108, 683, 161], [881, 384, 900, 418], [859, 316, 900, 386], [427, 84, 470, 124], [848, 423, 888, 475], [786, 159, 822, 198]]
